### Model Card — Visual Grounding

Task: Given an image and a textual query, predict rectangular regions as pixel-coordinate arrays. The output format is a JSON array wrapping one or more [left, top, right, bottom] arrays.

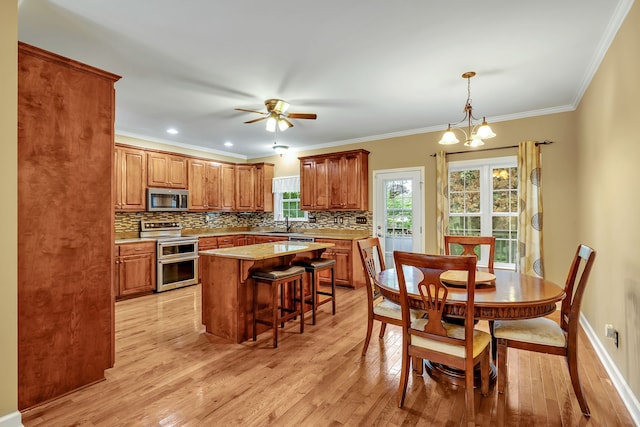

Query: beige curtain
[[436, 150, 449, 255], [517, 141, 544, 277]]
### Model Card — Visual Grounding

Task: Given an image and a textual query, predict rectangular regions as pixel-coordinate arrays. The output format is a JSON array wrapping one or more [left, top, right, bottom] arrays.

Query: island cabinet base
[[201, 254, 307, 343]]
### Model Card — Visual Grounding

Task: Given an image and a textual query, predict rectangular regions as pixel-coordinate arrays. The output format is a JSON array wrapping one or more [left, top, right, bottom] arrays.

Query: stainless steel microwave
[[147, 188, 189, 211]]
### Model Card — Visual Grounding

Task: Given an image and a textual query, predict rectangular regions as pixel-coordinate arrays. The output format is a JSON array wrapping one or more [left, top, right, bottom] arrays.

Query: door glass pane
[[383, 178, 414, 266]]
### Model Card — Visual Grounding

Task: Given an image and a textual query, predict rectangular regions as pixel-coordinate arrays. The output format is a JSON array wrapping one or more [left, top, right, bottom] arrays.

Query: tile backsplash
[[115, 211, 373, 234]]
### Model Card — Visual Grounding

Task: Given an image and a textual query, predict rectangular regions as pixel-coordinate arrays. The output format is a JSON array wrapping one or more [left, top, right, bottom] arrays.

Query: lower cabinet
[[234, 235, 255, 246], [315, 238, 367, 289], [115, 241, 156, 299]]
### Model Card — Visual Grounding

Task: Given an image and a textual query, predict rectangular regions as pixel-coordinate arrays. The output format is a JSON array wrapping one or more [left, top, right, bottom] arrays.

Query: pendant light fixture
[[438, 71, 496, 147]]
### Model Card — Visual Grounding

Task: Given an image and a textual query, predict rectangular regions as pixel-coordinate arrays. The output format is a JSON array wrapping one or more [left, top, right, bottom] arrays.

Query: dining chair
[[444, 235, 496, 269], [394, 251, 491, 427], [357, 237, 423, 356], [493, 244, 596, 416]]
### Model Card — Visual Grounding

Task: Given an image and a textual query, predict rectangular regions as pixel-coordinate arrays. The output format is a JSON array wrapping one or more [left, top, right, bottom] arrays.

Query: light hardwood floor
[[22, 284, 635, 426]]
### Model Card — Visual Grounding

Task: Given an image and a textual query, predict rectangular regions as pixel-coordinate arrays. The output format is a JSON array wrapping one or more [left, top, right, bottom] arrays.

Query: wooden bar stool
[[251, 265, 306, 348], [294, 258, 336, 325]]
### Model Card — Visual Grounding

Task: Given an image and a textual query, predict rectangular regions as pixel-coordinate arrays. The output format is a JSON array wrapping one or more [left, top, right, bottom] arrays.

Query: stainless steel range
[[140, 220, 199, 292]]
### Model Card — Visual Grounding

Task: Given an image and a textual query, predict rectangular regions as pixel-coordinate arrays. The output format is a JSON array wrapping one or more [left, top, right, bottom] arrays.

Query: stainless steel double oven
[[140, 221, 199, 292]]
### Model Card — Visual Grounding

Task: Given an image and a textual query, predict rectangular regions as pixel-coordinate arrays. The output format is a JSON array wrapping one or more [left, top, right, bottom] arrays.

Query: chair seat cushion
[[373, 298, 423, 321], [295, 258, 336, 269], [251, 265, 306, 280], [493, 317, 566, 347], [410, 318, 491, 358]]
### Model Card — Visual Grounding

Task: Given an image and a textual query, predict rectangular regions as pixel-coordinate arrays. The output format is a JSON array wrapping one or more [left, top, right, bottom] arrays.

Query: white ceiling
[[18, 0, 633, 160]]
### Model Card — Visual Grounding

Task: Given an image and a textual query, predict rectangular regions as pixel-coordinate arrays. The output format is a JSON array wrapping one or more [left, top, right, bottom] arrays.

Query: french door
[[373, 168, 424, 267]]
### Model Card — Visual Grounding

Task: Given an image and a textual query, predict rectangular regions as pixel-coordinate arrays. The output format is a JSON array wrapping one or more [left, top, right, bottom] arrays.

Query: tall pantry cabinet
[[17, 42, 120, 410]]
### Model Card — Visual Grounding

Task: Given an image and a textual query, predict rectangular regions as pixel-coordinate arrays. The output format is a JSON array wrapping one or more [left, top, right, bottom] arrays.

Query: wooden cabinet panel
[[115, 242, 156, 298], [255, 163, 274, 212], [300, 150, 367, 211], [147, 152, 187, 188], [115, 146, 146, 211], [253, 235, 289, 244], [217, 235, 235, 248], [300, 158, 328, 210], [18, 42, 120, 410], [234, 235, 255, 246], [188, 159, 206, 210], [235, 165, 255, 211], [221, 164, 235, 210]]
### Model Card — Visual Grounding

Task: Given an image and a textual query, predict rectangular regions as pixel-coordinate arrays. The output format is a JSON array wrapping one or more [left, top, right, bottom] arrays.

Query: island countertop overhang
[[199, 241, 335, 261]]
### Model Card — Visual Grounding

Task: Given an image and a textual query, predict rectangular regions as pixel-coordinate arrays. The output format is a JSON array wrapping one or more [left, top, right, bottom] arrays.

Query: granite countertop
[[116, 228, 371, 244], [199, 241, 335, 261]]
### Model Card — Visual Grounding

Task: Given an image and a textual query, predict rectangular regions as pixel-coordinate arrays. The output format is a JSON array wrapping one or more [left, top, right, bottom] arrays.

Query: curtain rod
[[429, 140, 554, 157]]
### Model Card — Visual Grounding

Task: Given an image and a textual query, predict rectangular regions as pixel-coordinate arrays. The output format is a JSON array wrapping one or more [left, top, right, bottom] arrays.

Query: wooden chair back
[[394, 251, 478, 356], [357, 237, 386, 305], [444, 235, 496, 269], [561, 244, 596, 344]]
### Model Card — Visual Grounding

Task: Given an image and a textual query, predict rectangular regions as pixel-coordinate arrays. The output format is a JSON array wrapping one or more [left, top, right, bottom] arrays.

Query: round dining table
[[375, 266, 566, 321], [374, 266, 566, 387]]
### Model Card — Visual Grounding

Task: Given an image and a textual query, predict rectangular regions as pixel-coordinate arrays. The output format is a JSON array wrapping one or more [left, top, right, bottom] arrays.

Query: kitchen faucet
[[285, 216, 293, 233]]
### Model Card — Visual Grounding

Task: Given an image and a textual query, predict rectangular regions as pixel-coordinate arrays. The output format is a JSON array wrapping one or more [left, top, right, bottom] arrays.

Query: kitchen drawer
[[118, 241, 156, 256], [315, 238, 352, 250], [217, 235, 235, 247], [199, 236, 218, 249]]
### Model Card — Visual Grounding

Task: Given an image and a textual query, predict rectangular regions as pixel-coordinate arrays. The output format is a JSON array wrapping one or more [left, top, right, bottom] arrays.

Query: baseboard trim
[[0, 411, 23, 427], [580, 313, 640, 425]]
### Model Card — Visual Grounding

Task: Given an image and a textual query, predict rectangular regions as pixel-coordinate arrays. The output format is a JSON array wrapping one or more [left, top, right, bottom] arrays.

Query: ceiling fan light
[[265, 116, 277, 132], [273, 143, 289, 154], [278, 118, 292, 131], [438, 127, 459, 145], [476, 118, 496, 139]]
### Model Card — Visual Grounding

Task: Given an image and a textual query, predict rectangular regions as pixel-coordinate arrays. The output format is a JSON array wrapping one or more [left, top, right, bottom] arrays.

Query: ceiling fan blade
[[244, 116, 268, 124], [287, 113, 317, 120], [235, 108, 267, 115]]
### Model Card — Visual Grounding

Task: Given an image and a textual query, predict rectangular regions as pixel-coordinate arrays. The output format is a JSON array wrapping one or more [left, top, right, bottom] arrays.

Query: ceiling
[[18, 0, 633, 160]]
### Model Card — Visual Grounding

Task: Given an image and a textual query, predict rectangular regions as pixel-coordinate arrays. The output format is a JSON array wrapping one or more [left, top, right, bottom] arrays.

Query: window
[[273, 176, 307, 222], [448, 156, 518, 269]]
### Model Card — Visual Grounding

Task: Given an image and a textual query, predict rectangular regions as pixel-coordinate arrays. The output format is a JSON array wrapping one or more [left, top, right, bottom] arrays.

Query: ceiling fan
[[235, 98, 317, 132]]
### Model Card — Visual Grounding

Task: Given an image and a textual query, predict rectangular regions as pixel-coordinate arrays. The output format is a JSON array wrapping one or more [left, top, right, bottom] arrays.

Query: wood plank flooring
[[21, 284, 635, 426]]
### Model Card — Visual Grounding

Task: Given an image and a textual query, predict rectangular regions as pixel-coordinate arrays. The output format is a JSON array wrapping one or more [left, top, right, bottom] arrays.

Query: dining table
[[374, 266, 566, 386]]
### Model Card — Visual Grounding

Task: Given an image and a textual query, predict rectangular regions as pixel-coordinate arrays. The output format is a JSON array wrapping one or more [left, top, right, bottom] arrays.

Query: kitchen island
[[200, 241, 334, 343]]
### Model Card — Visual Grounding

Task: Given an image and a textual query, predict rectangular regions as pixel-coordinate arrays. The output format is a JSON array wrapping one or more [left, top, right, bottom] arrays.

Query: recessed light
[[224, 141, 233, 147], [166, 128, 179, 135]]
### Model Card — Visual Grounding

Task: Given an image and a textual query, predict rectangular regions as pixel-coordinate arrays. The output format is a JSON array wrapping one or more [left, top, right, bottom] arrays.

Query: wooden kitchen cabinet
[[255, 163, 274, 212], [115, 241, 156, 299], [221, 164, 236, 210], [234, 163, 275, 212], [147, 151, 188, 188], [253, 235, 289, 244], [300, 149, 368, 211], [300, 157, 329, 210], [328, 150, 369, 210], [189, 159, 225, 211], [235, 164, 256, 211], [114, 145, 146, 211], [234, 235, 255, 246], [216, 235, 236, 248], [18, 43, 120, 410], [315, 238, 367, 289]]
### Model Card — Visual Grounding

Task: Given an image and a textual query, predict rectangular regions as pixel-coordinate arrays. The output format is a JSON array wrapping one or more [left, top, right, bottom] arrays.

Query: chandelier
[[438, 71, 496, 147]]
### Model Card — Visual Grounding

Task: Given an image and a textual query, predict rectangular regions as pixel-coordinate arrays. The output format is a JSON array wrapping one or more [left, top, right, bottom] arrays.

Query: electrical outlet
[[334, 217, 338, 224], [605, 324, 615, 338], [339, 217, 344, 224], [356, 216, 367, 224], [308, 216, 316, 223]]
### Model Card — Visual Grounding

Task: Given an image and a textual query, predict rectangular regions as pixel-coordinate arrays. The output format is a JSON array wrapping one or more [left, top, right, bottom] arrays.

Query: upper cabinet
[[147, 152, 188, 188], [115, 145, 273, 213], [115, 146, 146, 211], [234, 163, 275, 212], [300, 157, 328, 210], [235, 164, 255, 211], [188, 159, 225, 211], [254, 163, 274, 212], [300, 149, 369, 211]]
